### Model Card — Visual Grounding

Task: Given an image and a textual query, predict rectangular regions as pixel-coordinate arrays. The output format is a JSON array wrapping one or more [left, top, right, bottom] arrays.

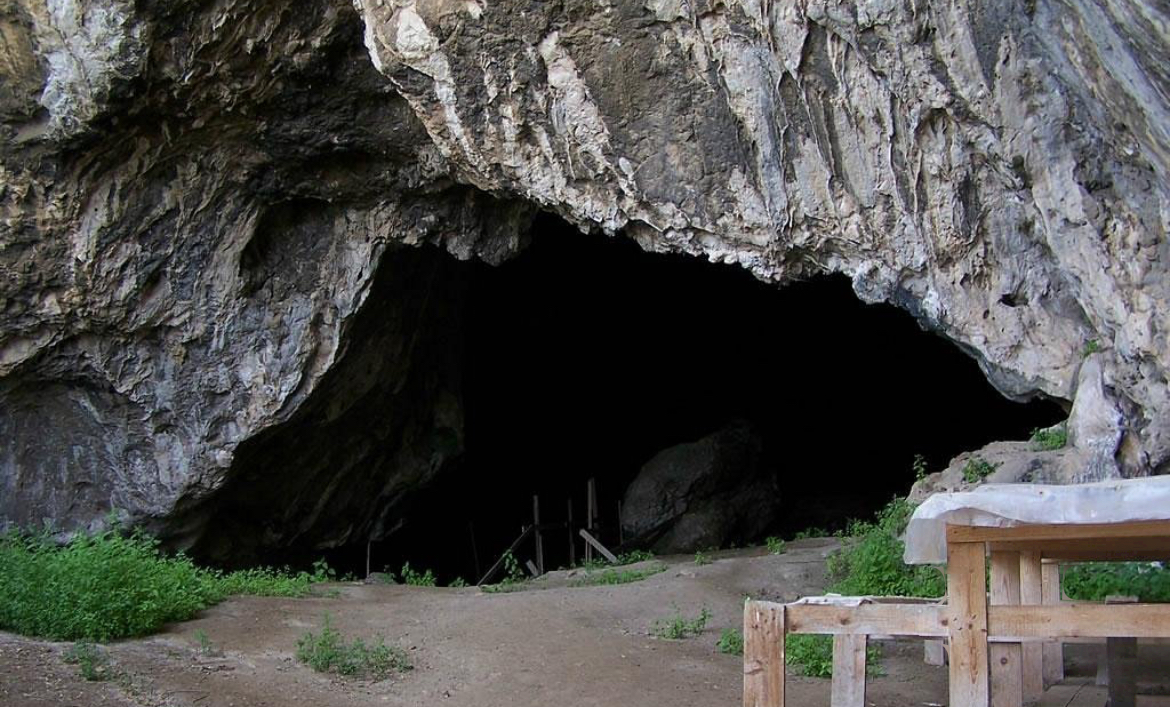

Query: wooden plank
[[947, 520, 1170, 545], [579, 529, 618, 564], [524, 559, 539, 577], [785, 604, 948, 637], [1019, 551, 1044, 703], [1041, 562, 1064, 688], [744, 601, 784, 707], [1106, 596, 1138, 707], [980, 536, 1170, 561], [533, 495, 544, 575], [988, 604, 1170, 639], [990, 551, 1024, 707], [948, 540, 991, 707], [476, 524, 533, 586], [831, 634, 866, 707]]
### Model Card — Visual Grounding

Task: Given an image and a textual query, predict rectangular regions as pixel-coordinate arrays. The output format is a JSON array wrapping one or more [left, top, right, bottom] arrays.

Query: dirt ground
[[2, 538, 1167, 707]]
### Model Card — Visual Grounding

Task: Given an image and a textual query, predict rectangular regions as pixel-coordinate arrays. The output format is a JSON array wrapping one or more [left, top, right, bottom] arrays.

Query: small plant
[[765, 537, 787, 555], [716, 627, 744, 655], [64, 641, 110, 681], [295, 614, 411, 680], [793, 527, 828, 540], [1030, 424, 1068, 451], [616, 550, 655, 564], [448, 577, 467, 588], [693, 551, 712, 566], [1083, 339, 1101, 357], [503, 550, 524, 582], [399, 563, 437, 587], [785, 634, 883, 678], [962, 457, 999, 484], [194, 629, 220, 656], [571, 564, 667, 587], [826, 498, 946, 598], [912, 454, 929, 482], [651, 607, 711, 639]]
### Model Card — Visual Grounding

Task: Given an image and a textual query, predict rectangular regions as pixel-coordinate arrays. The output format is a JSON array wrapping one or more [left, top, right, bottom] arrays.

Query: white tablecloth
[[904, 476, 1170, 564]]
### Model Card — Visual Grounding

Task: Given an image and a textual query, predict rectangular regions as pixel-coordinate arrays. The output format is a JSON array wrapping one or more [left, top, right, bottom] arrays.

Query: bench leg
[[990, 551, 1024, 707], [1019, 551, 1044, 704], [1041, 562, 1064, 689], [744, 601, 785, 707], [947, 541, 990, 707], [831, 634, 867, 707]]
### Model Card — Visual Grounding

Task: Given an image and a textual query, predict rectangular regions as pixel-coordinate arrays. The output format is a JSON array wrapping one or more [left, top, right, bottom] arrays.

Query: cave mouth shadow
[[335, 213, 1066, 583]]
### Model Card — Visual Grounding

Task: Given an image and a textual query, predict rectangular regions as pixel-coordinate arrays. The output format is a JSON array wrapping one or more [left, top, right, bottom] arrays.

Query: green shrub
[[765, 537, 787, 555], [716, 628, 744, 655], [1030, 424, 1068, 451], [825, 498, 945, 598], [295, 614, 410, 680], [0, 529, 334, 642], [1062, 562, 1170, 602], [651, 607, 711, 639], [571, 564, 666, 587], [399, 563, 437, 587], [961, 457, 999, 484], [693, 551, 711, 566], [793, 527, 828, 540]]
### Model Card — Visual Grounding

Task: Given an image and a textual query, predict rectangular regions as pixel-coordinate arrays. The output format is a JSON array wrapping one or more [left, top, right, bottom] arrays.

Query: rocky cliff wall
[[0, 0, 1166, 555]]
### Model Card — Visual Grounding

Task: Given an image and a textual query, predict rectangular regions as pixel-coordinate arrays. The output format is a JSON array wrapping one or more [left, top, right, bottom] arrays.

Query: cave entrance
[[347, 214, 1065, 584]]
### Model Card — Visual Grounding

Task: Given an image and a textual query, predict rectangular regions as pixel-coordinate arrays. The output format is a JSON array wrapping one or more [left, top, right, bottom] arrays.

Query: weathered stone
[[620, 421, 779, 553], [0, 0, 1167, 557]]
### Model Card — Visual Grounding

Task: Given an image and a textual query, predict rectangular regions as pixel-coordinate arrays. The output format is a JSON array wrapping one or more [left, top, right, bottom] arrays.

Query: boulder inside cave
[[187, 213, 1066, 580]]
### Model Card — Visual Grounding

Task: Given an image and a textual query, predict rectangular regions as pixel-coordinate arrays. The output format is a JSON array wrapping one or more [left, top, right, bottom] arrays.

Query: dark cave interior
[[328, 214, 1066, 583]]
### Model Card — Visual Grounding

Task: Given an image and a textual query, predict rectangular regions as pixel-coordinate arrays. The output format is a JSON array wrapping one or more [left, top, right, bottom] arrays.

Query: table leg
[[947, 540, 989, 707], [744, 601, 785, 707], [990, 551, 1024, 707], [1018, 551, 1044, 704], [1040, 562, 1064, 688], [831, 634, 867, 707]]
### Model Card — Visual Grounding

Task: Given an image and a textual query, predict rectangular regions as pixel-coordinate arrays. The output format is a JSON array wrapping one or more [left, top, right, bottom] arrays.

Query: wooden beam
[[1018, 551, 1044, 703], [744, 601, 784, 707], [476, 525, 533, 586], [533, 495, 544, 575], [831, 635, 866, 707], [567, 498, 575, 567], [990, 551, 1023, 707], [785, 604, 948, 637], [1040, 562, 1064, 688], [947, 520, 1170, 545], [579, 529, 618, 564], [987, 603, 1170, 639], [947, 540, 990, 707]]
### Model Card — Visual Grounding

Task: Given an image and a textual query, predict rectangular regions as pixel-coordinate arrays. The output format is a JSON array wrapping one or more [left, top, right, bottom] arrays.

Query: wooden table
[[744, 516, 1170, 707], [941, 519, 1170, 707]]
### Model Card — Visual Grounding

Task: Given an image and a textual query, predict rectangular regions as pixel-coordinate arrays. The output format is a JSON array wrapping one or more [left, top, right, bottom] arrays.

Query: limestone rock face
[[621, 421, 779, 554], [1, 0, 1168, 556]]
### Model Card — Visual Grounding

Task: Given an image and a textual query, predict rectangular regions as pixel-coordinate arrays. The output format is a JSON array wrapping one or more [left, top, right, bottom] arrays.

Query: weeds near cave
[[398, 563, 437, 587], [64, 641, 112, 681], [1030, 423, 1068, 451], [0, 528, 336, 642], [765, 537, 787, 555], [716, 628, 744, 655], [961, 457, 999, 484], [651, 606, 711, 639], [693, 550, 712, 566], [571, 564, 667, 587], [296, 614, 411, 680]]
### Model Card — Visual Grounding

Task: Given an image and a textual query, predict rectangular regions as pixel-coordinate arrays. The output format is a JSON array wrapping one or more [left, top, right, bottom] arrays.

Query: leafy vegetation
[[826, 498, 946, 598], [570, 564, 666, 587], [481, 550, 529, 593], [912, 454, 929, 482], [398, 563, 437, 587], [765, 537, 787, 555], [1062, 562, 1170, 602], [651, 606, 711, 639], [716, 628, 744, 655], [693, 550, 712, 566], [1083, 339, 1101, 357], [0, 528, 334, 642], [792, 527, 828, 540], [64, 641, 111, 681], [1030, 424, 1068, 451], [295, 614, 411, 680], [961, 457, 999, 484], [784, 634, 882, 678]]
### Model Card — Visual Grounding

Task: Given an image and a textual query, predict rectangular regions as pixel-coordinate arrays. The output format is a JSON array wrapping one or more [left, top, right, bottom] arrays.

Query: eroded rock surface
[[1, 0, 1167, 557]]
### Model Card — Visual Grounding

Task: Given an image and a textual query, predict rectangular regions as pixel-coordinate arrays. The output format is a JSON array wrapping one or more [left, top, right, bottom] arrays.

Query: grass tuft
[[295, 614, 411, 680], [571, 564, 666, 587], [651, 606, 711, 639], [716, 627, 744, 655]]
